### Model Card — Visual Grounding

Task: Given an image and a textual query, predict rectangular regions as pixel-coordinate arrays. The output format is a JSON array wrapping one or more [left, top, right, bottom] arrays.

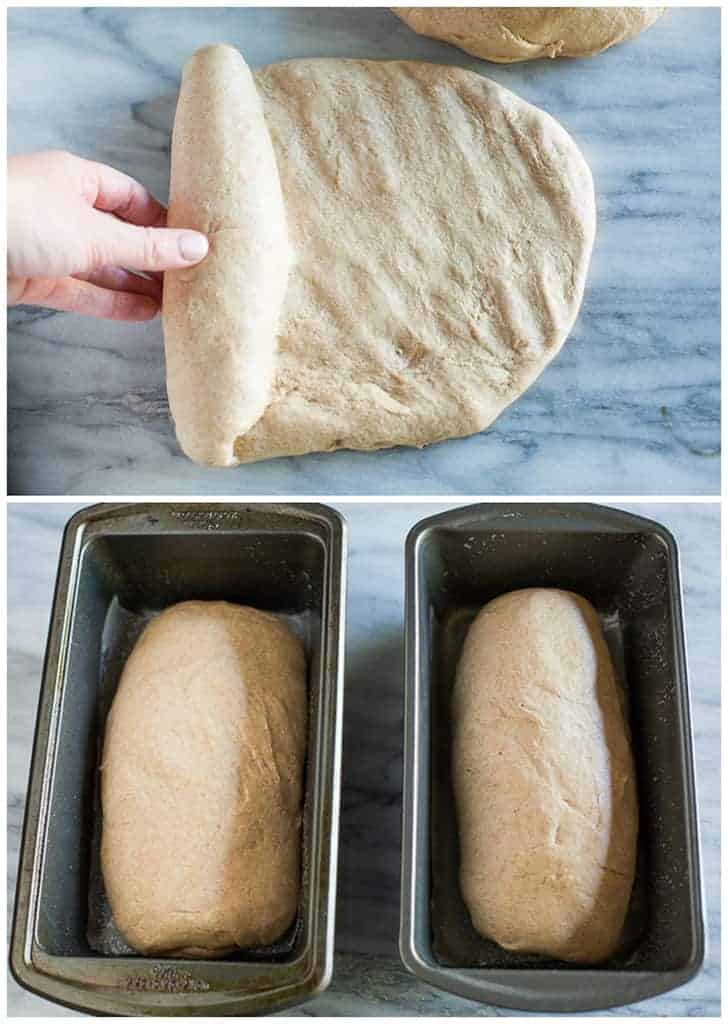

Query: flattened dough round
[[392, 8, 665, 63], [233, 59, 595, 464], [100, 601, 307, 957]]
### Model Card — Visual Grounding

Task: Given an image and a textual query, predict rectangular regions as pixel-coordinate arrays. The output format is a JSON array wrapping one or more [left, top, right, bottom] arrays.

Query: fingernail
[[179, 232, 209, 262]]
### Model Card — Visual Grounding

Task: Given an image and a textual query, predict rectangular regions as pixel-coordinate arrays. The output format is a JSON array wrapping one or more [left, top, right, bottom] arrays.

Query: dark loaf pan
[[11, 502, 346, 1016], [400, 502, 704, 1012]]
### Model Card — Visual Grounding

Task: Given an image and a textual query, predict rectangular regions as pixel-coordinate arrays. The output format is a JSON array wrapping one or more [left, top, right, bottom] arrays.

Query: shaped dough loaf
[[100, 601, 307, 956], [453, 589, 638, 963]]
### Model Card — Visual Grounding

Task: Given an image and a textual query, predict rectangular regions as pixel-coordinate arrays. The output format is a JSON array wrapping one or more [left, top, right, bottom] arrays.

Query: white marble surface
[[7, 501, 720, 1016], [7, 7, 721, 496]]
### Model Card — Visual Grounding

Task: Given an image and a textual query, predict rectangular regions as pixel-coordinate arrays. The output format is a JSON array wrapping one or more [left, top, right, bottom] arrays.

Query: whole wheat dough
[[453, 589, 638, 963], [100, 601, 307, 957], [163, 46, 291, 467], [393, 8, 665, 62], [163, 49, 595, 467]]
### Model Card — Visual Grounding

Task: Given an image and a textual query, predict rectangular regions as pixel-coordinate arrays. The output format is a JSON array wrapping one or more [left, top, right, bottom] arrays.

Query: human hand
[[7, 150, 208, 320]]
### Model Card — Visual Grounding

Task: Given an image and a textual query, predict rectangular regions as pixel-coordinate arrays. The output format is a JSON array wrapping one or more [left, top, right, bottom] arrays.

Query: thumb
[[84, 208, 209, 273]]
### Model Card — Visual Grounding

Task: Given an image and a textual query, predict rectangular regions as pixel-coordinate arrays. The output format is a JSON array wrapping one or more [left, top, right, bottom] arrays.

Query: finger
[[87, 208, 209, 272], [79, 157, 167, 226], [74, 266, 163, 300], [11, 276, 160, 321], [7, 278, 30, 305]]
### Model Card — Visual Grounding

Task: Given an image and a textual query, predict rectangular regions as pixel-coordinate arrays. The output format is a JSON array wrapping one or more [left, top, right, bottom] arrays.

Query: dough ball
[[393, 7, 665, 63]]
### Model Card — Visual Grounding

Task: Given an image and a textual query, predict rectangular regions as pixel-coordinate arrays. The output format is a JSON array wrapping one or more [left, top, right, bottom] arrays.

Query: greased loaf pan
[[400, 502, 704, 1012], [11, 502, 346, 1016]]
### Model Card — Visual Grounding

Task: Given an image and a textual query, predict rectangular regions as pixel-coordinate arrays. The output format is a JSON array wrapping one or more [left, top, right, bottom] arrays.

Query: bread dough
[[242, 57, 594, 463], [453, 589, 638, 963], [163, 45, 291, 467], [164, 49, 595, 467], [393, 8, 665, 63], [100, 601, 307, 957]]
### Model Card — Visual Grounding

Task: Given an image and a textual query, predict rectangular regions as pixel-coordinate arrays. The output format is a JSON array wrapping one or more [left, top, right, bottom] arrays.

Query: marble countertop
[[7, 501, 720, 1016], [7, 7, 720, 496]]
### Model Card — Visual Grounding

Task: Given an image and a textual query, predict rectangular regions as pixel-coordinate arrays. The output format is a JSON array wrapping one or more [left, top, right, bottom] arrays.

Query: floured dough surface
[[453, 589, 638, 964], [100, 601, 307, 957], [231, 58, 595, 464], [393, 8, 665, 63]]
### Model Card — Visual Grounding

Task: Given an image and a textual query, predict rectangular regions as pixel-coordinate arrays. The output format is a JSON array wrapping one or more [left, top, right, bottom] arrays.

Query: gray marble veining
[[7, 7, 720, 496], [7, 501, 720, 1016]]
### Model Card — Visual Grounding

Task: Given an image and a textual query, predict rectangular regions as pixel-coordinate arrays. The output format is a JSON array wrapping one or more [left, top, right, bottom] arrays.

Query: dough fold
[[163, 45, 291, 467]]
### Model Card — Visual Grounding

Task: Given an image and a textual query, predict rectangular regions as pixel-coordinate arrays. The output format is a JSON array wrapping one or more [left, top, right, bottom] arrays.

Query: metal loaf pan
[[400, 503, 704, 1012], [11, 502, 346, 1016]]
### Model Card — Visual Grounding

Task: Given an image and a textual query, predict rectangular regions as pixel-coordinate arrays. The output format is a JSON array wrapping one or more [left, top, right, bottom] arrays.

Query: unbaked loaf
[[100, 601, 307, 957], [392, 8, 665, 63], [452, 588, 638, 963]]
